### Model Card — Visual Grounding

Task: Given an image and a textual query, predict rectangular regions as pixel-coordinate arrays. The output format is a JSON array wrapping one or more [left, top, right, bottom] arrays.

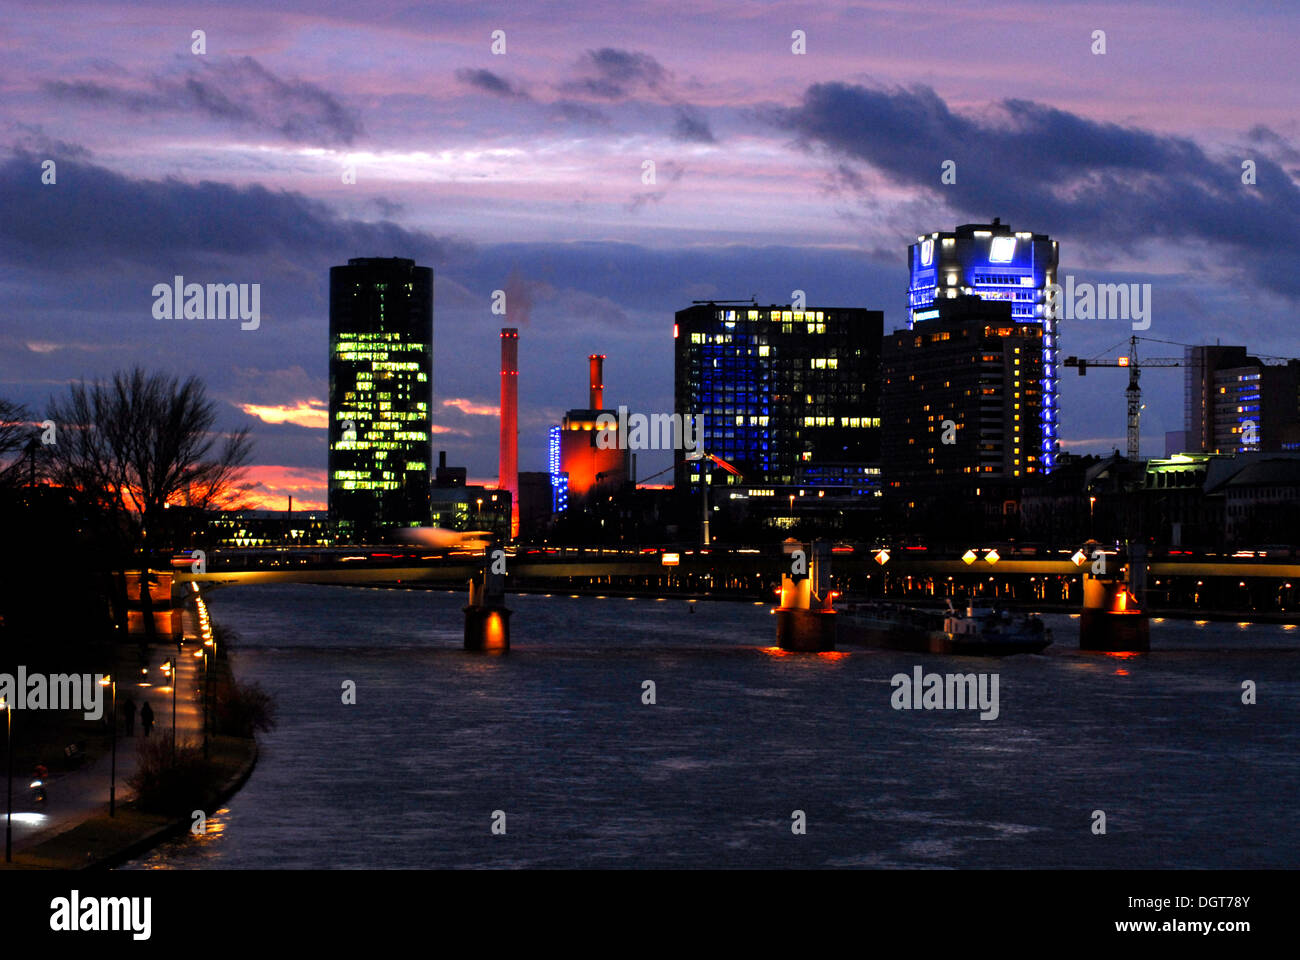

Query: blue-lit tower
[[673, 301, 883, 504], [907, 219, 1060, 471], [548, 425, 569, 512]]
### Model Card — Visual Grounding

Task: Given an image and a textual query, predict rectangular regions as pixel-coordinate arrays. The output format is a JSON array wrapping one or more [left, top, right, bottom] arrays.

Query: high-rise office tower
[[673, 301, 883, 499], [882, 295, 1044, 501], [907, 219, 1059, 471], [1184, 344, 1300, 453], [499, 328, 519, 538], [328, 257, 434, 536]]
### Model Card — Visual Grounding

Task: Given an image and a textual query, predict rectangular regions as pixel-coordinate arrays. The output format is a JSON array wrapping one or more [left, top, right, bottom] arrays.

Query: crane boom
[[1063, 335, 1182, 460]]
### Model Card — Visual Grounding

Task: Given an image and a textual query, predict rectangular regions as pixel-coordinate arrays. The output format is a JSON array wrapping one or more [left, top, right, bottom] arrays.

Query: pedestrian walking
[[123, 696, 137, 736], [140, 700, 154, 737]]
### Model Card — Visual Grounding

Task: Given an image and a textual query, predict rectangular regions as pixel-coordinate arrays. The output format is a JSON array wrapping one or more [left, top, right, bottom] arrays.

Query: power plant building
[[552, 354, 631, 507]]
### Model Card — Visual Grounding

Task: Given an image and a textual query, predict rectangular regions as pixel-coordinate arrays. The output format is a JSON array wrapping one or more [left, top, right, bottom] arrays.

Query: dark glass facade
[[673, 303, 883, 498], [1185, 344, 1300, 454], [882, 296, 1044, 500], [328, 257, 434, 535]]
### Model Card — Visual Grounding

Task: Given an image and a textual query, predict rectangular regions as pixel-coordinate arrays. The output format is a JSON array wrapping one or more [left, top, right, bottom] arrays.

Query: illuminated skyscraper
[[907, 219, 1059, 471], [328, 257, 433, 536], [882, 295, 1044, 496], [673, 301, 883, 500], [1184, 344, 1300, 453], [548, 426, 569, 513]]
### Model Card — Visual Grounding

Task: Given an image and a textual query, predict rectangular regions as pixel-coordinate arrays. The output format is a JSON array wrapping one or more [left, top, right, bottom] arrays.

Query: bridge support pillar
[[465, 541, 510, 652], [774, 543, 836, 651], [464, 603, 511, 652], [1079, 572, 1149, 652], [775, 606, 836, 652]]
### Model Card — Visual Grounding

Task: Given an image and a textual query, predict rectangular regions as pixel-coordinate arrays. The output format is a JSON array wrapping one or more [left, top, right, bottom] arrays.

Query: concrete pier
[[464, 545, 511, 652], [774, 541, 837, 651], [1079, 570, 1150, 652]]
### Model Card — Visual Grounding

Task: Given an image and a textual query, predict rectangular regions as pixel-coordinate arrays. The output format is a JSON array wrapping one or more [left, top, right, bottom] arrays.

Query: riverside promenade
[[2, 604, 257, 869]]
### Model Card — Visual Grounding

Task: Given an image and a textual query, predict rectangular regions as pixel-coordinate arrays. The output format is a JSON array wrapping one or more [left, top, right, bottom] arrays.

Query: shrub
[[212, 621, 240, 659], [126, 735, 214, 814], [214, 679, 276, 738]]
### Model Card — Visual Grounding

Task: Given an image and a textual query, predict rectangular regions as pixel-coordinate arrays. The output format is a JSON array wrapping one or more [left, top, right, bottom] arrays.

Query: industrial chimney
[[499, 328, 519, 538], [588, 354, 606, 410]]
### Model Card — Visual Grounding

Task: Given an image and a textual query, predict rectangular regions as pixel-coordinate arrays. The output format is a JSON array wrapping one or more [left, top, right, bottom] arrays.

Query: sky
[[1, 0, 1297, 509]]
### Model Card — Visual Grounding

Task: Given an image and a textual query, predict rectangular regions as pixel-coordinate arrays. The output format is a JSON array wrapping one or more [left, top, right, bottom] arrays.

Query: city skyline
[[1, 0, 1297, 909], [2, 0, 1298, 509]]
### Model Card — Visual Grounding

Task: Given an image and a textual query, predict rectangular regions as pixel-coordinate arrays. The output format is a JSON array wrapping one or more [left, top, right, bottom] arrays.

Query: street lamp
[[99, 676, 117, 816], [161, 660, 176, 763], [195, 647, 210, 759], [3, 696, 11, 863]]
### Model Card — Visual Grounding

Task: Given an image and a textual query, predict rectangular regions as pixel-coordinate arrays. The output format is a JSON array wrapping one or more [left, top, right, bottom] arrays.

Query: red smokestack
[[588, 354, 605, 410], [499, 328, 519, 538]]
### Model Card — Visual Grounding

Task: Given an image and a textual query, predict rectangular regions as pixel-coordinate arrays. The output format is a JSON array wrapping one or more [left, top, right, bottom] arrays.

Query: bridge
[[171, 542, 1300, 616]]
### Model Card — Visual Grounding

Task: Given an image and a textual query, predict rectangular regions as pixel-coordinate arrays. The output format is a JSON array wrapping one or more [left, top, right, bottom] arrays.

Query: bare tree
[[0, 399, 38, 490], [46, 369, 253, 641]]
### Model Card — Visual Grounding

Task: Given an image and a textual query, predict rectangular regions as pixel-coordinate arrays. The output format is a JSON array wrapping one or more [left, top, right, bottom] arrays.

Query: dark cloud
[[0, 152, 472, 272], [776, 81, 1300, 296], [626, 190, 666, 212], [551, 101, 610, 125], [227, 365, 322, 409], [626, 161, 685, 212], [44, 56, 363, 146], [4, 123, 93, 160], [454, 68, 529, 100], [560, 48, 667, 100], [1247, 124, 1300, 165], [370, 196, 405, 218], [671, 105, 715, 143]]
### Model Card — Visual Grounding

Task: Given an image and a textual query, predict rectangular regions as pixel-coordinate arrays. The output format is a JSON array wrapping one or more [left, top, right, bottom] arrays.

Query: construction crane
[[639, 449, 743, 546], [1063, 335, 1182, 460]]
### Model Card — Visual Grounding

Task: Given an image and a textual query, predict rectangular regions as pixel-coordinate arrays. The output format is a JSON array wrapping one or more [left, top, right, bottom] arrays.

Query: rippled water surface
[[124, 584, 1300, 869]]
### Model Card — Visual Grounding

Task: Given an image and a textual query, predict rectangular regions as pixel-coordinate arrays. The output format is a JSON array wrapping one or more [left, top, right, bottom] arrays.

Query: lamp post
[[3, 697, 12, 863], [197, 598, 213, 758], [161, 659, 176, 763], [99, 676, 117, 816], [196, 647, 209, 759]]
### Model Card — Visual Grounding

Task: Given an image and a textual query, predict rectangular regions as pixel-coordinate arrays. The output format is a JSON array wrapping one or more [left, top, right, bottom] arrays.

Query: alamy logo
[[1046, 275, 1151, 330], [50, 891, 151, 940], [595, 405, 702, 452], [0, 668, 106, 720], [151, 275, 260, 330], [890, 666, 999, 720]]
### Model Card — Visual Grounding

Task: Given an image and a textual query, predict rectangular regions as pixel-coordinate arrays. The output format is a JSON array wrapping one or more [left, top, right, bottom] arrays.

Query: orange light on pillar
[[485, 611, 507, 651]]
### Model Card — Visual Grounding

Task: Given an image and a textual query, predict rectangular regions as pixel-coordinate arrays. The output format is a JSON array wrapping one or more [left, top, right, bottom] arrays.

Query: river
[[123, 584, 1300, 869]]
